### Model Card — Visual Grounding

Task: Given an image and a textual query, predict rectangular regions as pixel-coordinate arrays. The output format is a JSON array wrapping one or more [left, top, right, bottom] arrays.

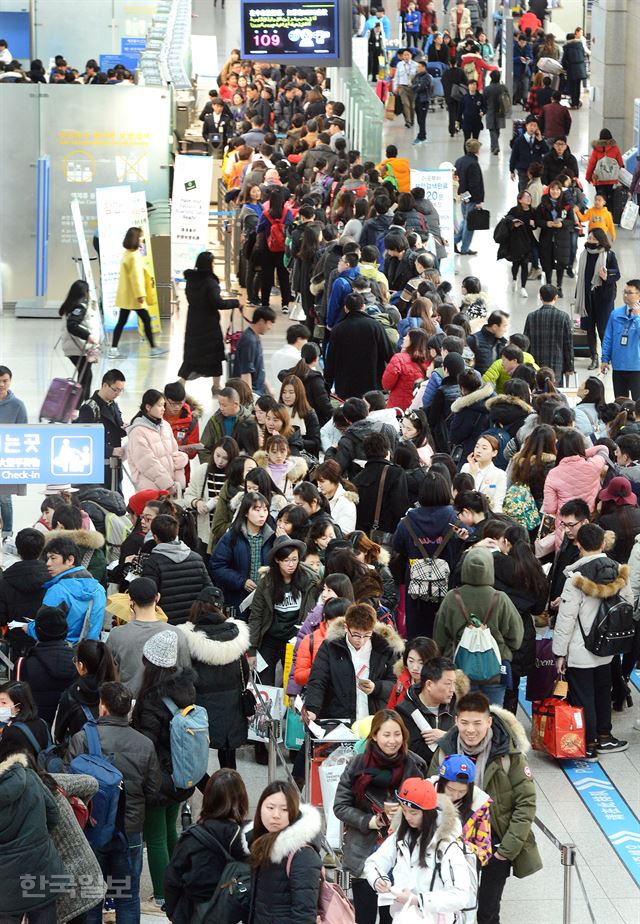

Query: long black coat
[[18, 640, 77, 727], [179, 617, 250, 749], [498, 205, 537, 263], [180, 269, 239, 378], [324, 312, 394, 399], [493, 554, 548, 676], [354, 459, 410, 534], [536, 195, 573, 270]]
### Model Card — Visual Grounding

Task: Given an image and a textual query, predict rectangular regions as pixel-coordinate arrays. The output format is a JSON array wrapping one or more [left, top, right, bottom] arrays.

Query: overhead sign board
[[0, 425, 105, 485], [240, 1, 346, 63]]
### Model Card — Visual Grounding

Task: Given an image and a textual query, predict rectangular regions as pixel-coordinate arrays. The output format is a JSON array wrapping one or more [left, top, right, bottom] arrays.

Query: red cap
[[396, 778, 437, 811], [128, 489, 169, 516]]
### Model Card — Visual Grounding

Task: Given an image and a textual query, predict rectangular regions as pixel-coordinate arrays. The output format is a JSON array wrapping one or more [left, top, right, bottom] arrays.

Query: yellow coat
[[115, 248, 149, 310]]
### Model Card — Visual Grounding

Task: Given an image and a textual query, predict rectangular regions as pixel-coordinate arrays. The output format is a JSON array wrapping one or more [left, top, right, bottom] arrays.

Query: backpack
[[403, 516, 454, 603], [452, 590, 503, 682], [265, 212, 287, 253], [382, 162, 399, 191], [68, 707, 124, 848], [482, 426, 511, 470], [87, 501, 132, 564], [492, 216, 511, 246], [593, 155, 620, 183], [496, 88, 512, 119], [429, 840, 479, 922], [187, 825, 252, 924], [286, 853, 355, 924], [12, 720, 65, 773], [162, 696, 210, 790], [578, 589, 635, 658], [502, 483, 541, 531]]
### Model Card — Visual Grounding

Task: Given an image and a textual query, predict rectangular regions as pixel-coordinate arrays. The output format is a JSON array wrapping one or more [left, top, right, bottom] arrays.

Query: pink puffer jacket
[[126, 416, 188, 491], [543, 446, 607, 549]]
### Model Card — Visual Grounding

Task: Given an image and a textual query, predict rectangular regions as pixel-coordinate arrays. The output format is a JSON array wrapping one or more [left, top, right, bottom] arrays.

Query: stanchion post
[[561, 844, 576, 924], [223, 219, 232, 290], [267, 719, 280, 782]]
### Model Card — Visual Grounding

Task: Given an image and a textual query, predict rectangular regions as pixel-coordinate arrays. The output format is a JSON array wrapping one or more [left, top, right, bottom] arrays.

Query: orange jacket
[[375, 156, 411, 193], [293, 621, 328, 687]]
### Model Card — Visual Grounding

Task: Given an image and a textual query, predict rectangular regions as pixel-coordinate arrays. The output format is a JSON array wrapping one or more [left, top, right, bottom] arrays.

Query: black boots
[[588, 354, 599, 370]]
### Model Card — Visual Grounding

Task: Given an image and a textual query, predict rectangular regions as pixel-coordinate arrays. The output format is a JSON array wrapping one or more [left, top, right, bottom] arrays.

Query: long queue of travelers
[[1, 5, 640, 924]]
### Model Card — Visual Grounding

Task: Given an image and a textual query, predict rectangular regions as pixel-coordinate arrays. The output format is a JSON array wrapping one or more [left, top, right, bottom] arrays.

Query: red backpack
[[265, 211, 287, 252]]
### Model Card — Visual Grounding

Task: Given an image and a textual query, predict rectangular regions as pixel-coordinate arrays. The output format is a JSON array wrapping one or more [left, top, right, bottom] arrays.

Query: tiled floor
[[1, 1, 639, 920]]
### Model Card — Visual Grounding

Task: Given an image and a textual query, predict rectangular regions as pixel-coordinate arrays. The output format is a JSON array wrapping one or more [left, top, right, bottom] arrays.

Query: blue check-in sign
[[0, 425, 105, 484]]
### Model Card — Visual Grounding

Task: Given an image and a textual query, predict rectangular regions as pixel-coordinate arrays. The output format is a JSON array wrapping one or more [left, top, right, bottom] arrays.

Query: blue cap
[[438, 754, 475, 784]]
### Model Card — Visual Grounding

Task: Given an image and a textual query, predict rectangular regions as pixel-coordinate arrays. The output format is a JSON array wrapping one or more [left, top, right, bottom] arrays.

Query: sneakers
[[633, 718, 640, 731], [149, 346, 168, 357], [520, 287, 529, 298], [529, 267, 542, 280], [557, 287, 564, 298], [511, 280, 518, 292], [583, 745, 599, 762], [107, 347, 120, 359], [281, 304, 289, 314], [140, 898, 166, 916], [597, 736, 628, 754]]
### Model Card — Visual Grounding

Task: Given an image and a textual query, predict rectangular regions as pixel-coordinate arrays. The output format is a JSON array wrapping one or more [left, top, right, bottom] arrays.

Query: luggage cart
[[426, 62, 448, 111]]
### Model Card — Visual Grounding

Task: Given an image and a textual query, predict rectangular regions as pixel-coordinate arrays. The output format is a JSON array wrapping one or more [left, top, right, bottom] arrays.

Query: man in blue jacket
[[512, 34, 533, 106], [509, 115, 547, 192], [326, 254, 361, 330], [601, 279, 640, 399], [27, 536, 106, 644]]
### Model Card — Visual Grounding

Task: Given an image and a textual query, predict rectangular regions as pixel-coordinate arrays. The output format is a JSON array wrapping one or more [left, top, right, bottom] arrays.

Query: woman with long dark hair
[[209, 454, 258, 547], [575, 375, 607, 439], [292, 221, 322, 321], [279, 375, 321, 455], [111, 226, 162, 357], [508, 423, 557, 511], [245, 466, 288, 521], [499, 189, 538, 297], [255, 186, 294, 311], [180, 251, 240, 391], [185, 436, 240, 546], [535, 180, 574, 296], [575, 227, 621, 369], [247, 536, 319, 683], [54, 639, 119, 742], [333, 710, 428, 924], [58, 278, 100, 402], [127, 389, 189, 493], [382, 330, 430, 411], [400, 408, 434, 466], [393, 441, 429, 507], [164, 769, 249, 924], [315, 459, 359, 533], [248, 781, 322, 924]]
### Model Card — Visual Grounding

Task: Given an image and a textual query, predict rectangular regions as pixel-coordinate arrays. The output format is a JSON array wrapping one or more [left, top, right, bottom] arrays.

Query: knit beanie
[[143, 630, 178, 668], [35, 605, 68, 642], [128, 489, 169, 517]]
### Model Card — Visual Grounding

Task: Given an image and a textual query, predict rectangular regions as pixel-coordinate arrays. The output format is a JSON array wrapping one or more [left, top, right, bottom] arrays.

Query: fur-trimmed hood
[[591, 138, 619, 150], [485, 394, 533, 415], [43, 528, 105, 550], [325, 615, 404, 657], [179, 618, 250, 665], [267, 803, 323, 864], [450, 380, 494, 413], [0, 750, 29, 777], [490, 705, 530, 754], [253, 450, 308, 484], [566, 555, 629, 599], [431, 794, 463, 843], [185, 395, 203, 420]]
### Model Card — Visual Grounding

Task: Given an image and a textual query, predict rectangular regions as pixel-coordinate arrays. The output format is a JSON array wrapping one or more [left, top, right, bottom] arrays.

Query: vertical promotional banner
[[95, 185, 136, 332], [410, 169, 455, 284], [70, 198, 98, 303], [131, 191, 162, 336], [171, 154, 214, 281]]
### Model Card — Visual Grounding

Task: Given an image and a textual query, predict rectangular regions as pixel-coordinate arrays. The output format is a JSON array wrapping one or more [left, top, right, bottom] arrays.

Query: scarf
[[458, 728, 493, 788], [352, 743, 406, 805], [574, 246, 607, 318]]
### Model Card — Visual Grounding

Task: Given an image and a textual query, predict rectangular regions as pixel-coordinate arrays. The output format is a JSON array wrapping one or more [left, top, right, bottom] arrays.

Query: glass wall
[[327, 65, 384, 164]]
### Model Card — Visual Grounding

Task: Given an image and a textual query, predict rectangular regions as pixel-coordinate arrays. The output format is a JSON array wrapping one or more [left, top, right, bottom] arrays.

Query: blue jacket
[[326, 267, 361, 329], [28, 567, 106, 644], [513, 41, 533, 77], [601, 306, 640, 372], [404, 10, 421, 32], [422, 368, 444, 410], [509, 132, 548, 174], [209, 525, 274, 610], [365, 14, 391, 39]]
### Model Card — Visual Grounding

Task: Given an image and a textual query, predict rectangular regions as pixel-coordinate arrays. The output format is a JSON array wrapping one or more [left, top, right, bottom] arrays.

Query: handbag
[[403, 517, 453, 602], [239, 660, 256, 718], [525, 638, 557, 702], [534, 512, 556, 559], [531, 677, 586, 759], [369, 466, 393, 550], [466, 208, 490, 231], [503, 483, 541, 531], [289, 294, 306, 322], [620, 199, 639, 231]]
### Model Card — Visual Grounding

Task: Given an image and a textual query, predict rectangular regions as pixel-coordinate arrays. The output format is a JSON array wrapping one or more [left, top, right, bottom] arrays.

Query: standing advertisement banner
[[95, 185, 136, 333], [171, 154, 214, 281], [131, 190, 162, 336], [410, 168, 455, 284], [70, 198, 98, 303]]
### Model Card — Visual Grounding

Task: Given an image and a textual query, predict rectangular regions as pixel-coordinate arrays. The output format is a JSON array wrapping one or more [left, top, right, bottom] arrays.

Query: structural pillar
[[589, 0, 627, 145]]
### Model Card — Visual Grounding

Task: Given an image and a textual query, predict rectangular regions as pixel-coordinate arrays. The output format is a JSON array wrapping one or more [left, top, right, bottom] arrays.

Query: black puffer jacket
[[467, 326, 507, 375], [354, 460, 409, 534], [141, 540, 212, 624], [76, 486, 127, 533], [132, 667, 198, 804], [326, 418, 398, 480], [0, 558, 49, 627], [536, 195, 573, 270], [53, 674, 100, 744], [304, 617, 404, 722], [486, 394, 533, 438], [18, 641, 77, 726], [164, 818, 248, 924], [179, 616, 251, 749], [448, 381, 494, 463], [493, 554, 548, 677], [249, 804, 323, 924]]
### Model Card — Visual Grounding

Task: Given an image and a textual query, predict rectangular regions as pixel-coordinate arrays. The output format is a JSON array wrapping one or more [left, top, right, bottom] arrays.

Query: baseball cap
[[395, 778, 438, 811], [438, 754, 476, 784]]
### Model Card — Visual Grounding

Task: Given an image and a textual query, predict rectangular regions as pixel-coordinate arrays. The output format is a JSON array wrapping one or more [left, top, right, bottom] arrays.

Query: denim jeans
[[0, 494, 13, 535], [470, 682, 506, 706], [86, 831, 143, 924], [0, 904, 57, 924], [455, 200, 476, 254]]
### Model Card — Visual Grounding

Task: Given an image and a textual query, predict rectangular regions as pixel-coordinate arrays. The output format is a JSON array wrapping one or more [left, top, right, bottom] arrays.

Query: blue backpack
[[162, 697, 210, 790], [12, 720, 65, 773], [69, 707, 124, 848]]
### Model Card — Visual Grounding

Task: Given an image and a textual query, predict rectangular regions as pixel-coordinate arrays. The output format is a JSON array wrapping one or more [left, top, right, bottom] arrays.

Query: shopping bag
[[282, 641, 295, 706], [620, 199, 639, 231], [318, 744, 354, 849], [525, 638, 557, 701], [284, 708, 306, 751], [247, 683, 285, 742], [289, 294, 306, 322], [384, 91, 397, 120], [531, 697, 586, 758]]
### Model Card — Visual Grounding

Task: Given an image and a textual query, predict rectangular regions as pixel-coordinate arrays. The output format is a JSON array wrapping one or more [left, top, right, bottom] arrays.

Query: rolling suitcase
[[572, 325, 591, 358], [611, 185, 628, 226], [39, 377, 83, 423]]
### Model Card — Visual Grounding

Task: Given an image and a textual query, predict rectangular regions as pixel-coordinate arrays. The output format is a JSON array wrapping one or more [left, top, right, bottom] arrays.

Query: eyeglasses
[[108, 384, 124, 395], [348, 629, 373, 640], [559, 520, 580, 529], [281, 556, 299, 565]]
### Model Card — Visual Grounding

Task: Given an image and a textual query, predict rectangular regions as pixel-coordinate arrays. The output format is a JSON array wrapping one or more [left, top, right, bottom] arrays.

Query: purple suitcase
[[39, 377, 83, 423]]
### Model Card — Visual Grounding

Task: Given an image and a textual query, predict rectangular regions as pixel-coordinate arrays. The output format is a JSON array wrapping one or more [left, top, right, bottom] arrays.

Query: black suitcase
[[612, 186, 628, 225], [573, 326, 590, 358]]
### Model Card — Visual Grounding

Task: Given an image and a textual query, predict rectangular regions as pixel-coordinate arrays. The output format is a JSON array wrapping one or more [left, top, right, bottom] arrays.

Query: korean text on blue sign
[[0, 426, 105, 485]]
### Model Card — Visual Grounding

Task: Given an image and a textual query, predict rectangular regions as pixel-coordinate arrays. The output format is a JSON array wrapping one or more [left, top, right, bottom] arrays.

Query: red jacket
[[585, 140, 624, 186], [164, 399, 202, 483], [293, 621, 328, 687], [382, 351, 427, 410], [387, 666, 411, 710]]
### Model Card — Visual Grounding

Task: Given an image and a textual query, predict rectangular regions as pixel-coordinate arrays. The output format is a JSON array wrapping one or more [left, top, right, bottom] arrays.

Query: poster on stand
[[70, 198, 98, 303], [410, 169, 455, 284], [95, 185, 135, 332], [171, 154, 214, 281], [131, 191, 162, 336]]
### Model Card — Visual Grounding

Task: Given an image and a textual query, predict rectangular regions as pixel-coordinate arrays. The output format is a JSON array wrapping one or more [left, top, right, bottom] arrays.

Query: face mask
[[585, 243, 599, 251], [0, 707, 13, 724]]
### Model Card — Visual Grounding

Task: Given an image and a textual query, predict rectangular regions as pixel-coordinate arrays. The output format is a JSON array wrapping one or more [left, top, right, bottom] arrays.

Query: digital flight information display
[[240, 1, 340, 60]]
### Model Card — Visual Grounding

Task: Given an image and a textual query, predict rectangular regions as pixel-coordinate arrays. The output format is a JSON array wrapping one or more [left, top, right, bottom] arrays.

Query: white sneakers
[[520, 287, 529, 298]]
